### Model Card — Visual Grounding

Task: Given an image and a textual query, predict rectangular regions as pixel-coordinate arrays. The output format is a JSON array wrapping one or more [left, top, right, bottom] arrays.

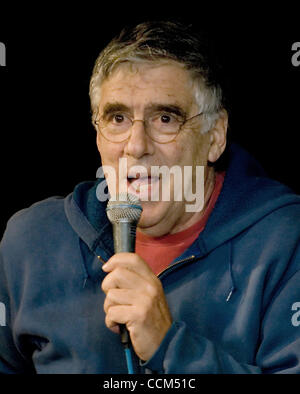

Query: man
[[0, 21, 299, 374]]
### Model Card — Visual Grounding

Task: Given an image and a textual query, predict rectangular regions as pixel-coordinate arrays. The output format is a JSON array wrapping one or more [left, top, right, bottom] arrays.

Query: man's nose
[[124, 120, 154, 159]]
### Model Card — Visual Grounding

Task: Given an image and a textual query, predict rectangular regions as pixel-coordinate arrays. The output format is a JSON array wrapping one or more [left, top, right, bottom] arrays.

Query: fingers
[[101, 266, 147, 294], [104, 295, 155, 332], [102, 283, 159, 335], [103, 287, 155, 320], [102, 252, 154, 280], [103, 288, 135, 313], [101, 252, 162, 295], [105, 305, 133, 329]]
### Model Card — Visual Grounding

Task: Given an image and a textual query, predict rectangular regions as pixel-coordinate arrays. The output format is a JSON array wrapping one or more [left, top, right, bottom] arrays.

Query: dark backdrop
[[0, 5, 299, 238]]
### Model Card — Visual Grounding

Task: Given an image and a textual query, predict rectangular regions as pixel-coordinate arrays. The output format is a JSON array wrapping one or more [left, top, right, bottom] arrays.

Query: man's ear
[[208, 109, 228, 163]]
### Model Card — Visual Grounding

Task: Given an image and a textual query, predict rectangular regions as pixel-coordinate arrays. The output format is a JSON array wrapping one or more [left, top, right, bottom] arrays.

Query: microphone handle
[[112, 221, 137, 255], [112, 221, 137, 346]]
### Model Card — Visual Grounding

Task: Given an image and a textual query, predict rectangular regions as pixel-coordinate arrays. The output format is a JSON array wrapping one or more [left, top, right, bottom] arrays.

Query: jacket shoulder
[[1, 196, 67, 251]]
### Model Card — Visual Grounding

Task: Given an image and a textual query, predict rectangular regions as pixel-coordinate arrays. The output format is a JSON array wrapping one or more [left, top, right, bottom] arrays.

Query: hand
[[101, 252, 173, 361]]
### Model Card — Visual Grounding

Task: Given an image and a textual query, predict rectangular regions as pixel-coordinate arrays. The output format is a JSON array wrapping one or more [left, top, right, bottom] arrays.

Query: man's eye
[[113, 114, 125, 123], [160, 114, 172, 123]]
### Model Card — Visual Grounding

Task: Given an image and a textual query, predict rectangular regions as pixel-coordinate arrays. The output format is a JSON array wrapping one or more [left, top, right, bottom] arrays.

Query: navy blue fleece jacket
[[0, 143, 300, 373]]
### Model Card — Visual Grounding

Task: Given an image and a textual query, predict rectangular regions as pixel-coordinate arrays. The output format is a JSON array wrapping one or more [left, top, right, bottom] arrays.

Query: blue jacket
[[0, 143, 300, 374]]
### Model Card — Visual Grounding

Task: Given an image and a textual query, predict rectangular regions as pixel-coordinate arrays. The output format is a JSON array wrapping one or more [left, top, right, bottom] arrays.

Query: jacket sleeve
[[0, 250, 35, 374], [140, 268, 300, 374]]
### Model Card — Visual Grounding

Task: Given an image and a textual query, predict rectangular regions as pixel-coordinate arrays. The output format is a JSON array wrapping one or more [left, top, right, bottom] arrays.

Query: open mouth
[[127, 173, 161, 198], [127, 175, 159, 184]]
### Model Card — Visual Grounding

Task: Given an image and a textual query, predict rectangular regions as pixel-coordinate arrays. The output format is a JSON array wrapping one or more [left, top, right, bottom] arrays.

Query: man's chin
[[136, 200, 172, 231]]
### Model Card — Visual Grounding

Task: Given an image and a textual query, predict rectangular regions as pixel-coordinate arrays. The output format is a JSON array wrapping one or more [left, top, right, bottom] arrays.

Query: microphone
[[106, 193, 143, 347]]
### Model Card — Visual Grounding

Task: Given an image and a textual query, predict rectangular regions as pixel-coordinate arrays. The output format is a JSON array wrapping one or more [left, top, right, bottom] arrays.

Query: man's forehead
[[99, 62, 197, 112], [102, 62, 193, 90], [109, 60, 187, 77]]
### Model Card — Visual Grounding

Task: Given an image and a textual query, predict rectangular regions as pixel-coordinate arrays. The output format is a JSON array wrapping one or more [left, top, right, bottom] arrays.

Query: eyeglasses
[[94, 111, 204, 144]]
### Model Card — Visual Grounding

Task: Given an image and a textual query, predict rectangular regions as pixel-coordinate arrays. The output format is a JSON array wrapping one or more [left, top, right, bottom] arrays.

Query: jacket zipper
[[157, 255, 196, 278], [97, 255, 107, 264]]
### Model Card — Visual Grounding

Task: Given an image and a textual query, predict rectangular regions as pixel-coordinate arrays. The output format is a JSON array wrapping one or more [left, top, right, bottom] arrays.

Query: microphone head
[[106, 193, 143, 224]]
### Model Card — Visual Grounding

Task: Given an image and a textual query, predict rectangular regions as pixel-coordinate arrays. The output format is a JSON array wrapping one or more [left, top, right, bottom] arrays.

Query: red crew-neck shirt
[[136, 171, 225, 275]]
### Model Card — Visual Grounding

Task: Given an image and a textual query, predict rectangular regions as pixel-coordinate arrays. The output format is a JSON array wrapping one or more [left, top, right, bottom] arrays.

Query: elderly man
[[0, 21, 299, 374]]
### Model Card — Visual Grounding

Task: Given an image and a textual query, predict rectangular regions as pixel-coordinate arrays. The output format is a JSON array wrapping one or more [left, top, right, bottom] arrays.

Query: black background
[[0, 5, 299, 238]]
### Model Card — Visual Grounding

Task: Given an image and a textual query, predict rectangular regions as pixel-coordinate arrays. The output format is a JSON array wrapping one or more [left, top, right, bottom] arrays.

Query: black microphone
[[106, 193, 143, 346]]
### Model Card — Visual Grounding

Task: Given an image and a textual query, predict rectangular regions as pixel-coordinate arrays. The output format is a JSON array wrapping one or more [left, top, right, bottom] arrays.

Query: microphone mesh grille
[[106, 193, 142, 224]]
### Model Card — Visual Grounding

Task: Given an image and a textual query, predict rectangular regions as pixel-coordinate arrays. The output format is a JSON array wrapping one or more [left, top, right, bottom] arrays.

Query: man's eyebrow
[[101, 102, 187, 118], [146, 104, 187, 118], [101, 102, 130, 117]]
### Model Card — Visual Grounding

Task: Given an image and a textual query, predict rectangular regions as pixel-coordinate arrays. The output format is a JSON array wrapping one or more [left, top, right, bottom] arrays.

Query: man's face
[[96, 62, 215, 236]]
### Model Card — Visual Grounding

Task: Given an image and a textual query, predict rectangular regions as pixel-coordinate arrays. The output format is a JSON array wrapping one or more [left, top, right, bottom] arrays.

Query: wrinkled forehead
[[98, 61, 199, 114], [103, 60, 195, 89]]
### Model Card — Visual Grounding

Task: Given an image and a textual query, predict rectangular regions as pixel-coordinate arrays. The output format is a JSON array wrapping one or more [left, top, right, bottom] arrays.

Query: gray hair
[[89, 21, 225, 133]]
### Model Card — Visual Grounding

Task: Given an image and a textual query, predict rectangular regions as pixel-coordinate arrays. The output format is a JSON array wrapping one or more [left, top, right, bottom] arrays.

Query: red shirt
[[136, 171, 225, 275]]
